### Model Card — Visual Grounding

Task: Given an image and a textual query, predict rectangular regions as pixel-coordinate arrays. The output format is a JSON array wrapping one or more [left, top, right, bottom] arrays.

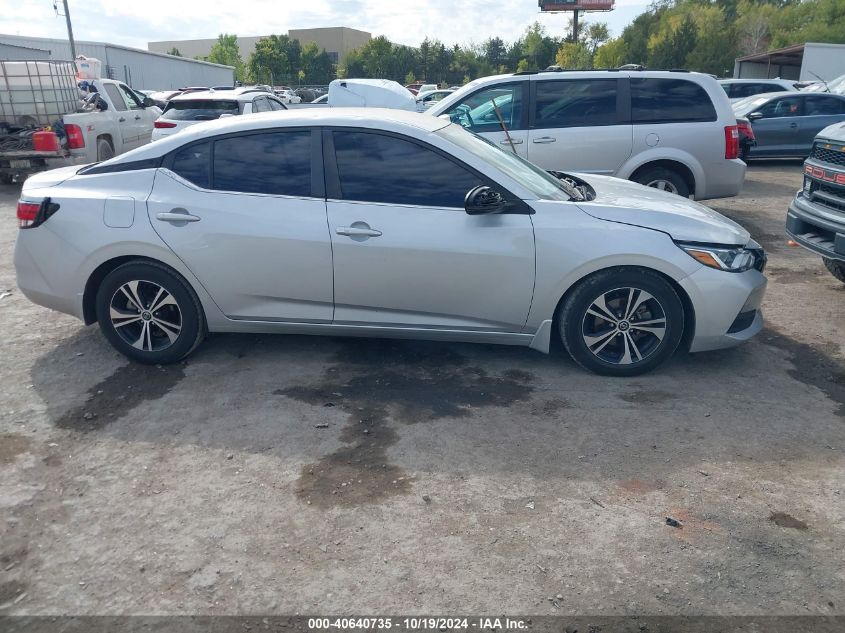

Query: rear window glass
[[213, 131, 311, 196], [171, 141, 210, 188], [631, 78, 717, 123], [534, 79, 618, 128], [162, 100, 239, 121]]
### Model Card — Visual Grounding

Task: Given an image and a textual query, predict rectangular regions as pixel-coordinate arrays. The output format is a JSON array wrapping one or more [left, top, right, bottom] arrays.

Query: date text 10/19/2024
[[308, 618, 529, 631]]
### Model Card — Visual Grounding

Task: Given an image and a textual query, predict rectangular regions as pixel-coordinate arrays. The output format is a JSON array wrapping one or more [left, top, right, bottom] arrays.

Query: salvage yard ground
[[0, 163, 843, 615]]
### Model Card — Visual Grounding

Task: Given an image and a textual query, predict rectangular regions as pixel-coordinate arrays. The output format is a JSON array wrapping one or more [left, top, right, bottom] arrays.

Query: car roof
[[719, 78, 793, 84], [102, 108, 452, 165], [169, 88, 273, 103]]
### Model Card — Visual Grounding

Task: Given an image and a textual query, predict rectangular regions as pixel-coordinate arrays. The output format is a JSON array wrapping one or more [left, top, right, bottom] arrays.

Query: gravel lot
[[0, 163, 843, 616]]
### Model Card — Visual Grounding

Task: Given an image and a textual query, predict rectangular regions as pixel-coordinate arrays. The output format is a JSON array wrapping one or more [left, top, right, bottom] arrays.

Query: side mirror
[[142, 96, 155, 108], [465, 185, 510, 215], [747, 111, 763, 121]]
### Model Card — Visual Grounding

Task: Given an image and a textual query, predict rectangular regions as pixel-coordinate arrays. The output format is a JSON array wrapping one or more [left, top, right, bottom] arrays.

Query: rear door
[[438, 82, 529, 159], [147, 128, 334, 321], [526, 77, 630, 174], [800, 95, 845, 152], [324, 128, 535, 332]]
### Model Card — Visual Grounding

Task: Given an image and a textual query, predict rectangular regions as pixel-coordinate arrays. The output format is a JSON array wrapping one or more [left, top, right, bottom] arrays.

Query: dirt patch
[[278, 339, 534, 508], [530, 398, 572, 416], [762, 328, 845, 419], [0, 434, 32, 464], [618, 478, 663, 494], [765, 266, 826, 284], [769, 511, 809, 530], [618, 389, 676, 405], [53, 363, 185, 432]]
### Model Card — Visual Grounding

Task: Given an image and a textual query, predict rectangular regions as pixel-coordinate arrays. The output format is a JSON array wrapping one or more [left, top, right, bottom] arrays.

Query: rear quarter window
[[162, 100, 239, 121], [631, 78, 717, 123]]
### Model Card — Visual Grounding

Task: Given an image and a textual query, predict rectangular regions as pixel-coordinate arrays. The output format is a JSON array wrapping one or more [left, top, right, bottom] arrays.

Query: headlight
[[677, 241, 764, 272]]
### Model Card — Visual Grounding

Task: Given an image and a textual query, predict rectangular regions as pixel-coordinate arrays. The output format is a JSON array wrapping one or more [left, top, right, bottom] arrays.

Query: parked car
[[151, 88, 288, 141], [718, 78, 798, 103], [311, 94, 328, 104], [148, 89, 183, 109], [786, 122, 845, 283], [405, 83, 424, 95], [732, 91, 845, 158], [14, 109, 766, 376], [429, 69, 745, 200], [275, 89, 302, 104], [415, 89, 454, 112], [325, 79, 416, 110], [801, 73, 845, 94], [736, 117, 756, 161]]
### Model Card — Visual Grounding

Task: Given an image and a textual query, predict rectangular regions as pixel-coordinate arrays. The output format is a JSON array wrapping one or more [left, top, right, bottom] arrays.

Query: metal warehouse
[[0, 33, 233, 90]]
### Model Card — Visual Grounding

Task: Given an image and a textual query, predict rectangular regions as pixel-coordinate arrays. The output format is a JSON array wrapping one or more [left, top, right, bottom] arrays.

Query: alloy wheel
[[581, 287, 667, 365], [644, 179, 679, 194], [109, 280, 183, 352]]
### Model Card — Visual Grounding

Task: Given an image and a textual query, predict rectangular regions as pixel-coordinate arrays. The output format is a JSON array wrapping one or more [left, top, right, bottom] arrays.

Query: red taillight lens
[[737, 120, 755, 141], [154, 120, 177, 128], [17, 201, 40, 228], [724, 125, 739, 160], [65, 123, 85, 149]]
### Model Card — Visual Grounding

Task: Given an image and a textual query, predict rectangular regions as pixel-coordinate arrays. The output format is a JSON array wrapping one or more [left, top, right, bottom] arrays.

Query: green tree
[[555, 42, 593, 69], [585, 22, 611, 56], [167, 47, 182, 57], [593, 37, 628, 68], [483, 37, 507, 69], [207, 34, 244, 81]]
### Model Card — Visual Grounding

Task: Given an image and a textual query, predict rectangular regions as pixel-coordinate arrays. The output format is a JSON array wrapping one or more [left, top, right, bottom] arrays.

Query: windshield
[[733, 95, 771, 116], [436, 124, 578, 202], [162, 99, 239, 121]]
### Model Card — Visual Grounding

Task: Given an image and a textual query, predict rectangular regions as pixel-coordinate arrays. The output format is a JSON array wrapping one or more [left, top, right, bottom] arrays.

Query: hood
[[22, 164, 88, 191], [577, 174, 750, 245]]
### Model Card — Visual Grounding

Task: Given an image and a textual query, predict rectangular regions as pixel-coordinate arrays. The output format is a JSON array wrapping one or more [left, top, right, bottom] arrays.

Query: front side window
[[171, 141, 210, 188], [443, 83, 524, 133], [332, 131, 483, 208], [213, 131, 311, 196], [162, 100, 239, 121], [631, 78, 717, 123], [534, 79, 618, 128], [252, 97, 271, 113], [118, 84, 143, 110], [759, 96, 802, 118]]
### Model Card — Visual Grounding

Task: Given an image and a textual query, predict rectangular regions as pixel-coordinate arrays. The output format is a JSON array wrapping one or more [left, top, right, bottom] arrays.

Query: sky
[[2, 0, 650, 51]]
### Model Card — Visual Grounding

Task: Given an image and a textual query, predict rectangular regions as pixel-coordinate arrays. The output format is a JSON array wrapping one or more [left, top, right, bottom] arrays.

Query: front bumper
[[679, 264, 767, 353], [786, 191, 845, 262]]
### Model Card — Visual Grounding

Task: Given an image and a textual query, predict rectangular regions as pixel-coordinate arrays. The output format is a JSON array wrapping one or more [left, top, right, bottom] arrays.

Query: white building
[[734, 42, 845, 82]]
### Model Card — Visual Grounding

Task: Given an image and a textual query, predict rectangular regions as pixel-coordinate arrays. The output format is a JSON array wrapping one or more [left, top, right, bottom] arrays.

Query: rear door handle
[[157, 209, 200, 223], [118, 117, 126, 122], [532, 136, 556, 144], [789, 122, 798, 128], [134, 115, 141, 120], [500, 138, 523, 145], [336, 226, 382, 237]]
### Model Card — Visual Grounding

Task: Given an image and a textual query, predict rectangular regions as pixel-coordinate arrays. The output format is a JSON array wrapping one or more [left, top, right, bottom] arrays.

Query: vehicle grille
[[807, 181, 845, 214], [811, 143, 845, 166]]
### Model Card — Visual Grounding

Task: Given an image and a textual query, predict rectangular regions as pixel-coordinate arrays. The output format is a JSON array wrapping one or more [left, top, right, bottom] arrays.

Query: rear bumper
[[786, 192, 845, 262], [695, 158, 746, 200], [679, 265, 767, 353], [14, 231, 83, 319]]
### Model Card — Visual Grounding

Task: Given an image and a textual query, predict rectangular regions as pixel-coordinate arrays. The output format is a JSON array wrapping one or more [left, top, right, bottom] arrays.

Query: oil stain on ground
[[618, 388, 676, 405], [54, 363, 185, 432], [769, 511, 808, 530], [277, 339, 535, 508]]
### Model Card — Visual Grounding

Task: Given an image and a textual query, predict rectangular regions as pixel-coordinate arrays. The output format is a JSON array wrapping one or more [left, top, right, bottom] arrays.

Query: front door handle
[[336, 226, 382, 237], [789, 122, 798, 128], [118, 117, 126, 122], [135, 115, 141, 120], [500, 138, 523, 145], [532, 136, 556, 144], [157, 209, 200, 223]]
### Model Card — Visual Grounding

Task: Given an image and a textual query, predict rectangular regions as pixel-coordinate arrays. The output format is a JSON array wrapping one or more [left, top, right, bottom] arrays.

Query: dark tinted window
[[631, 78, 717, 123], [171, 141, 210, 188], [534, 79, 618, 128], [103, 84, 127, 111], [163, 100, 239, 121], [445, 83, 524, 132], [759, 96, 802, 118], [252, 97, 271, 112], [267, 97, 286, 111], [804, 95, 845, 115], [213, 131, 311, 196], [333, 131, 483, 207]]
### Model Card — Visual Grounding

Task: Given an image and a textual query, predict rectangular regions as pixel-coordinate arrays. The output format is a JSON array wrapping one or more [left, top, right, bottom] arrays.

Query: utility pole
[[56, 0, 77, 60], [572, 9, 580, 43]]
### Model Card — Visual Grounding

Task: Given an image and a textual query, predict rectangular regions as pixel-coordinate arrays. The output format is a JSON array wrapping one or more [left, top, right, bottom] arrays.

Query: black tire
[[739, 143, 751, 162], [823, 258, 845, 284], [632, 166, 690, 198], [558, 267, 685, 377], [96, 137, 114, 161], [95, 261, 205, 364]]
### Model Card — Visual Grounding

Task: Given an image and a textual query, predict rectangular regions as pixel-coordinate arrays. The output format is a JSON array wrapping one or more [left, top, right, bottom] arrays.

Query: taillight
[[154, 120, 177, 128], [17, 198, 59, 229], [65, 123, 85, 149], [724, 125, 739, 160], [17, 201, 41, 228], [737, 120, 755, 141]]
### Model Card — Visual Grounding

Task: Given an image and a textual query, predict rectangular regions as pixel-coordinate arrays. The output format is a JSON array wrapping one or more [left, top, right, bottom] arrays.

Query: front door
[[147, 129, 334, 322], [751, 95, 804, 157], [325, 129, 535, 332]]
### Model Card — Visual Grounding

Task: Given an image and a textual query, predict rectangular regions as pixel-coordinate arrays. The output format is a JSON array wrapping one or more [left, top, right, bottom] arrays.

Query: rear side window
[[804, 95, 845, 115], [631, 78, 717, 123], [103, 84, 127, 111], [213, 131, 311, 196], [163, 100, 239, 121], [332, 131, 483, 208], [534, 79, 618, 128], [171, 141, 210, 188]]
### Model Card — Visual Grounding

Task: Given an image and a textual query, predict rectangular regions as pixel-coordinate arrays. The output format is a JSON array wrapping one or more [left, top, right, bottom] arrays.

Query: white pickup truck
[[0, 61, 160, 182]]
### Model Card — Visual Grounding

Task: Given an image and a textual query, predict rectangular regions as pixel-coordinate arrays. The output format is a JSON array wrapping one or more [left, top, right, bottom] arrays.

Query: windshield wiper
[[809, 71, 830, 92]]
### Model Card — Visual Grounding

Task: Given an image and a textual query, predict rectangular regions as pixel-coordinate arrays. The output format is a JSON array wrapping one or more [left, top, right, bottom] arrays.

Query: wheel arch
[[628, 159, 697, 197]]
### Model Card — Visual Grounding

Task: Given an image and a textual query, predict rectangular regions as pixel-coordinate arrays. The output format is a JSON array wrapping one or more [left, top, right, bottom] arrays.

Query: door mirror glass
[[142, 96, 155, 108], [465, 185, 510, 215], [747, 111, 763, 121]]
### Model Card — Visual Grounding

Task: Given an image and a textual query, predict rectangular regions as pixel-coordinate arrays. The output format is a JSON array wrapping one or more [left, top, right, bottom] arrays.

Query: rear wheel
[[558, 268, 685, 376], [95, 262, 205, 364], [823, 258, 845, 284], [632, 166, 690, 198], [96, 137, 114, 161]]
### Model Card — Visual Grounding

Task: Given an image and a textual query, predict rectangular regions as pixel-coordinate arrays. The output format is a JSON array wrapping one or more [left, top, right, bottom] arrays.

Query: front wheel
[[823, 258, 845, 284], [558, 268, 685, 376], [95, 262, 205, 364]]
